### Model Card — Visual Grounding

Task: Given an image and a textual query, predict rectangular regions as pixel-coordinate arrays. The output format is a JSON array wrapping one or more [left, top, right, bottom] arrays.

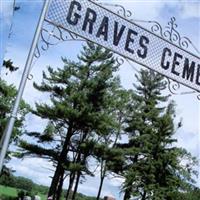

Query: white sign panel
[[46, 0, 200, 92]]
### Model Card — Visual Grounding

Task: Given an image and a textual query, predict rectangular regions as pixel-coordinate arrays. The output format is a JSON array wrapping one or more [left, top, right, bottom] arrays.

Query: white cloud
[[0, 1, 15, 66], [107, 0, 164, 21], [8, 157, 54, 186], [0, 0, 14, 25], [78, 184, 98, 196], [108, 177, 124, 187], [101, 190, 116, 198], [179, 1, 200, 19], [175, 129, 199, 157]]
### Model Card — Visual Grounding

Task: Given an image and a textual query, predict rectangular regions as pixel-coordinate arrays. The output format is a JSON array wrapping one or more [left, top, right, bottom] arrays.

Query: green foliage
[[0, 174, 33, 192], [13, 43, 198, 200], [0, 195, 16, 200], [0, 175, 48, 199], [17, 190, 26, 200], [18, 42, 120, 157], [121, 70, 197, 199], [17, 42, 123, 199], [170, 188, 200, 200], [0, 78, 30, 143], [0, 185, 18, 197], [0, 78, 30, 176], [0, 177, 102, 200]]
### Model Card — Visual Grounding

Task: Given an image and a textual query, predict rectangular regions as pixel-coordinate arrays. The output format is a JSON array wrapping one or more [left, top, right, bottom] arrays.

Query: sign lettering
[[46, 0, 200, 92]]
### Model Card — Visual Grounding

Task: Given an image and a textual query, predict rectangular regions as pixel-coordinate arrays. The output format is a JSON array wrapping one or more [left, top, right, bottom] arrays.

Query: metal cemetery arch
[[34, 0, 200, 99]]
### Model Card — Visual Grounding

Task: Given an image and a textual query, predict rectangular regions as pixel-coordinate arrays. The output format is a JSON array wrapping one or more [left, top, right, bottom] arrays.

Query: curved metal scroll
[[149, 17, 200, 55], [94, 2, 132, 19], [34, 20, 85, 59]]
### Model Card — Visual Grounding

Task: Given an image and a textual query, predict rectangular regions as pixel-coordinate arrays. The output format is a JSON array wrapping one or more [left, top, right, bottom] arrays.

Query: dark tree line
[[0, 174, 103, 200]]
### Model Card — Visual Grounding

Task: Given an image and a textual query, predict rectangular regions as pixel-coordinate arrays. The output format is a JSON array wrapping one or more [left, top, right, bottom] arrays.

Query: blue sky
[[0, 0, 14, 67], [1, 0, 200, 199]]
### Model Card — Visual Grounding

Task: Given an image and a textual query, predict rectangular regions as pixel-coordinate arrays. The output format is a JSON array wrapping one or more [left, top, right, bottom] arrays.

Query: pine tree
[[18, 43, 121, 200], [95, 89, 131, 200], [0, 78, 29, 175], [121, 70, 197, 200]]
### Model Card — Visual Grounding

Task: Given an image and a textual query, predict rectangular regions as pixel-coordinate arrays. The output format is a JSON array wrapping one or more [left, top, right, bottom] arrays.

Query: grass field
[[0, 185, 46, 200], [0, 185, 18, 197]]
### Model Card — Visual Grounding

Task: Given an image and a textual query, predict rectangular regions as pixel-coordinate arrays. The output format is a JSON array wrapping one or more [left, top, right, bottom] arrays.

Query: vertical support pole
[[0, 0, 51, 173]]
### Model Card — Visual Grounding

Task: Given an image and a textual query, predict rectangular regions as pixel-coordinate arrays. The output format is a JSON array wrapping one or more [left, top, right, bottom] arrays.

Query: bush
[[0, 175, 34, 192], [0, 194, 17, 200]]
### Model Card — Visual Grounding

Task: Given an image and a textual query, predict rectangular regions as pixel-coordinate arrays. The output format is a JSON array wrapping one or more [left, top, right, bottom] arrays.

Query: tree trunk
[[96, 160, 106, 200], [48, 125, 73, 200], [66, 172, 76, 200], [123, 188, 131, 200], [56, 170, 65, 200], [66, 148, 82, 200], [96, 176, 105, 200], [48, 163, 65, 200], [141, 191, 146, 200], [71, 172, 81, 200], [71, 151, 87, 200]]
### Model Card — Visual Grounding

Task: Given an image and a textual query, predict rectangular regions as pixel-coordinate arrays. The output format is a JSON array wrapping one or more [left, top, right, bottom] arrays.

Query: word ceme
[[161, 48, 200, 85]]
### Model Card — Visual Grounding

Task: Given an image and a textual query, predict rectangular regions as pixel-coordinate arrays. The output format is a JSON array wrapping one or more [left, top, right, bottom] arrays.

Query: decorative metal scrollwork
[[98, 3, 132, 19], [167, 79, 181, 95], [166, 78, 200, 100], [34, 20, 84, 59], [116, 57, 125, 66], [91, 0, 132, 19], [149, 17, 200, 55]]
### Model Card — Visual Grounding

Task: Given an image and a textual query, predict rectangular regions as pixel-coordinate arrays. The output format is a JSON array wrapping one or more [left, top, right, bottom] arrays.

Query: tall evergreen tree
[[18, 43, 121, 200], [95, 89, 131, 200], [121, 70, 197, 200]]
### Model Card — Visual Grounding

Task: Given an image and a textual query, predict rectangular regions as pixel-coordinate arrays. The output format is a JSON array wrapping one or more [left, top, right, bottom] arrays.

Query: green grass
[[0, 185, 18, 197], [0, 185, 46, 200]]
